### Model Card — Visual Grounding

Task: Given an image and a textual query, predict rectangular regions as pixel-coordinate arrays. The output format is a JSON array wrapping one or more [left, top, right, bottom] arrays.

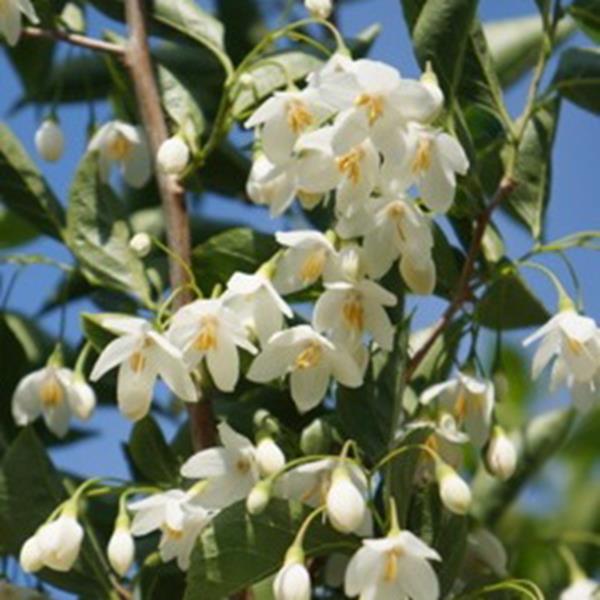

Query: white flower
[[313, 278, 397, 351], [129, 232, 152, 257], [305, 0, 332, 19], [247, 325, 363, 412], [560, 579, 599, 600], [382, 122, 469, 213], [90, 315, 197, 421], [180, 422, 261, 509], [168, 299, 257, 392], [129, 488, 213, 570], [222, 272, 292, 346], [523, 310, 600, 407], [467, 527, 508, 577], [12, 366, 96, 438], [486, 426, 517, 481], [157, 136, 190, 175], [326, 466, 367, 534], [30, 513, 84, 572], [246, 154, 298, 216], [35, 119, 64, 162], [88, 121, 152, 188], [436, 463, 472, 515], [107, 524, 135, 576], [420, 372, 495, 448], [571, 368, 600, 412], [345, 530, 441, 600], [19, 535, 44, 573], [255, 437, 286, 477], [272, 231, 339, 294], [0, 0, 38, 46], [273, 556, 311, 600]]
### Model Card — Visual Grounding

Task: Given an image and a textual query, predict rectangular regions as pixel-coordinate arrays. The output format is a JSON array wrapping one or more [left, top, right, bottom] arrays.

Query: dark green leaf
[[569, 0, 600, 43], [431, 224, 465, 298], [81, 312, 118, 352], [217, 0, 265, 64], [66, 153, 151, 303], [553, 47, 600, 114], [0, 123, 65, 240], [185, 499, 355, 600], [0, 207, 39, 248]]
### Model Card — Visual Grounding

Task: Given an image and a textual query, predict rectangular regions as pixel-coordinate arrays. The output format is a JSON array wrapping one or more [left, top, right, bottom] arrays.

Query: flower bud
[[157, 136, 190, 175], [273, 550, 311, 600], [400, 254, 436, 296], [326, 467, 366, 534], [129, 232, 152, 258], [19, 534, 44, 573], [107, 522, 135, 577], [436, 463, 472, 515], [300, 418, 332, 455], [256, 437, 286, 477], [35, 512, 84, 572], [239, 73, 255, 88], [246, 480, 272, 515], [35, 119, 64, 162], [485, 426, 517, 481], [305, 0, 333, 19]]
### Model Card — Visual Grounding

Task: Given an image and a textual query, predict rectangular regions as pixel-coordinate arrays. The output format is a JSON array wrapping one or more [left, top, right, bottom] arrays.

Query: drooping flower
[[345, 529, 441, 600], [90, 315, 197, 421], [247, 325, 363, 412], [420, 372, 495, 448], [180, 422, 261, 509], [485, 426, 517, 481], [435, 463, 472, 515], [12, 366, 96, 438], [0, 0, 38, 46], [313, 278, 397, 350], [304, 0, 332, 19], [273, 548, 312, 600], [35, 119, 64, 162], [222, 272, 293, 346], [87, 121, 152, 188], [168, 299, 257, 392], [325, 465, 367, 534], [107, 521, 135, 577], [157, 136, 190, 175]]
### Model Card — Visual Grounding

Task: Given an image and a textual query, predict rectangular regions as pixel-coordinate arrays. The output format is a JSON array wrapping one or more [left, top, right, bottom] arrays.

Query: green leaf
[[192, 228, 278, 295], [475, 270, 550, 330], [569, 0, 600, 43], [217, 0, 265, 64], [503, 97, 561, 238], [0, 207, 39, 248], [0, 123, 65, 240], [431, 224, 465, 299], [66, 153, 151, 303], [128, 416, 179, 485], [553, 47, 600, 114], [185, 499, 355, 600]]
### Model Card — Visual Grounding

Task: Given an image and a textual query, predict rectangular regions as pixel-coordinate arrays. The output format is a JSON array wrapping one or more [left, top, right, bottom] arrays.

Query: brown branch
[[124, 0, 216, 450], [405, 176, 518, 382], [22, 26, 124, 55]]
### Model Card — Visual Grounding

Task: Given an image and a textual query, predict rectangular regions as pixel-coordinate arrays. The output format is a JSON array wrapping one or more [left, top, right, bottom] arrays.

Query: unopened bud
[[157, 136, 190, 175], [326, 467, 366, 534], [246, 480, 272, 515], [305, 0, 333, 19], [486, 426, 517, 481], [129, 232, 152, 258], [35, 119, 64, 162], [273, 548, 311, 600], [256, 437, 286, 477], [239, 73, 255, 88], [300, 418, 332, 455], [436, 463, 472, 515], [107, 520, 135, 577], [19, 534, 43, 573]]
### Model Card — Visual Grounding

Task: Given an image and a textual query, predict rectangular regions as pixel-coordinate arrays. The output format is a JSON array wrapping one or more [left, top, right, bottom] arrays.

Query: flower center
[[295, 342, 323, 370], [355, 93, 384, 125], [129, 351, 147, 374], [454, 387, 468, 421], [106, 132, 132, 161], [566, 336, 584, 355], [299, 248, 327, 283], [387, 202, 408, 242], [411, 138, 432, 175], [236, 457, 251, 474], [383, 549, 402, 582], [342, 293, 364, 331], [193, 316, 219, 351], [286, 100, 314, 135], [162, 525, 184, 540], [336, 147, 365, 185], [297, 189, 322, 210], [39, 374, 64, 408]]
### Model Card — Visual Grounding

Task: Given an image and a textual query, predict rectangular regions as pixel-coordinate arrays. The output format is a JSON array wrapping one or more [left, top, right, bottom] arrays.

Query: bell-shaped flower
[[273, 551, 312, 600], [560, 579, 599, 600], [420, 372, 495, 448], [246, 154, 298, 216], [35, 119, 64, 162], [272, 231, 339, 294], [523, 309, 600, 393], [345, 529, 441, 600], [326, 466, 367, 534], [129, 488, 214, 570], [0, 0, 38, 46], [313, 278, 397, 350], [247, 325, 363, 412], [88, 121, 152, 188], [181, 422, 261, 508], [168, 299, 257, 392], [485, 426, 517, 481], [222, 272, 293, 346], [12, 366, 96, 438], [107, 522, 135, 577], [90, 315, 197, 421]]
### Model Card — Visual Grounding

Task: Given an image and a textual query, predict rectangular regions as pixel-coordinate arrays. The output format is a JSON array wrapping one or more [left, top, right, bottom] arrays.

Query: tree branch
[[405, 176, 517, 381], [22, 26, 124, 55], [124, 0, 216, 450]]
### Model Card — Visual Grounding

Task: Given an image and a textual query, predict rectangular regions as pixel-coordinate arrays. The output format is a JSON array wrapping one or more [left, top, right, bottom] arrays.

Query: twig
[[124, 0, 216, 450], [22, 26, 124, 55], [405, 176, 517, 381]]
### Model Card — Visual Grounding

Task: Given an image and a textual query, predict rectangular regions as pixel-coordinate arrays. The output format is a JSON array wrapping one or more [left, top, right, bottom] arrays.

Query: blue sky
[[0, 0, 598, 513]]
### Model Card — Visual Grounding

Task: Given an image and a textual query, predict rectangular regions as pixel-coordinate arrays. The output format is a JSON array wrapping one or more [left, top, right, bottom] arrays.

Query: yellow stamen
[[387, 202, 407, 242], [287, 100, 314, 134], [299, 249, 327, 283], [129, 351, 146, 374], [193, 316, 218, 351], [454, 387, 467, 421], [162, 525, 184, 541], [236, 457, 251, 474], [295, 342, 323, 370], [39, 374, 64, 408], [411, 137, 432, 175], [566, 337, 584, 355], [342, 294, 364, 331], [336, 147, 365, 185], [106, 132, 132, 161], [383, 550, 402, 582], [355, 93, 384, 125]]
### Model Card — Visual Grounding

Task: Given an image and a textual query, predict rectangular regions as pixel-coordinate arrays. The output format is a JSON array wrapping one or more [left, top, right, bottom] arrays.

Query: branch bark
[[22, 26, 124, 55], [405, 176, 517, 381], [124, 0, 216, 450]]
